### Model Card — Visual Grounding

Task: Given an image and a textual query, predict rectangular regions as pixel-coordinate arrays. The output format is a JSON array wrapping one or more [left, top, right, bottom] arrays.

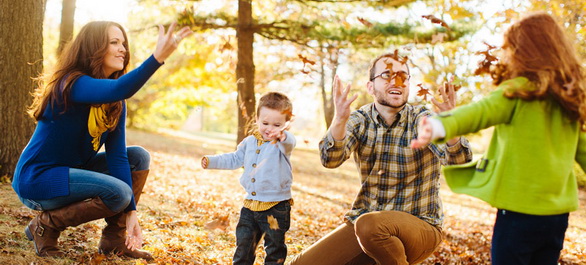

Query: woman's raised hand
[[153, 22, 194, 63]]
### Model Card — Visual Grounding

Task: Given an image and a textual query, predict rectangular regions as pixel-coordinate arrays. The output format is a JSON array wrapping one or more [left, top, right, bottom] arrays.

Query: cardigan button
[[251, 192, 257, 196], [256, 149, 260, 154], [251, 178, 256, 183], [252, 163, 257, 168]]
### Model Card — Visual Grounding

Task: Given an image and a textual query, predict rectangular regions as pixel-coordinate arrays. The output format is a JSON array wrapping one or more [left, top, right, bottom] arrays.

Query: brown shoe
[[25, 217, 63, 257], [98, 170, 153, 261], [98, 212, 153, 260], [25, 197, 117, 257]]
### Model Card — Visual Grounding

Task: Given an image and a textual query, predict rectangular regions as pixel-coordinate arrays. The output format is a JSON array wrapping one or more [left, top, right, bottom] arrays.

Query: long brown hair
[[492, 12, 586, 127], [28, 21, 130, 128]]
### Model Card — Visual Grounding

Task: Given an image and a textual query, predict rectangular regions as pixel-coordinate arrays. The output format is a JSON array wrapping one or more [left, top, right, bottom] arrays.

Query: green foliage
[[121, 1, 238, 130]]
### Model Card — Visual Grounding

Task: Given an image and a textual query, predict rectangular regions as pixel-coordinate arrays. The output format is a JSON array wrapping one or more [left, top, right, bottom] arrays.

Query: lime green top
[[435, 77, 585, 215]]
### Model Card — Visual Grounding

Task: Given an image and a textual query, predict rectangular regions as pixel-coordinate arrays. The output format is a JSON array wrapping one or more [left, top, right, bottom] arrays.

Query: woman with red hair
[[412, 12, 586, 264]]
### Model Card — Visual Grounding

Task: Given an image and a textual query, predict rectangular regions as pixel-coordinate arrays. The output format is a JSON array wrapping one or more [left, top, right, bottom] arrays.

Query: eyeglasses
[[371, 71, 410, 82]]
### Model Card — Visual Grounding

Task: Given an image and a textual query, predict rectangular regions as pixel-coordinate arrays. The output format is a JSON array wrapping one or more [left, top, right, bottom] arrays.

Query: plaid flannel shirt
[[320, 103, 472, 228]]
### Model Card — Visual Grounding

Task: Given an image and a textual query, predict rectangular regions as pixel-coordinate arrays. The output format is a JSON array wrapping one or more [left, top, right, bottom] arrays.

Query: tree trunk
[[319, 51, 332, 129], [57, 0, 76, 55], [321, 47, 338, 129], [0, 0, 45, 178], [236, 0, 255, 144]]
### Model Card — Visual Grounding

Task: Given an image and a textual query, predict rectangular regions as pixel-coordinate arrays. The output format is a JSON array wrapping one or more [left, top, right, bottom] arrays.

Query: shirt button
[[256, 149, 260, 154], [252, 163, 257, 168], [251, 178, 256, 183], [251, 191, 257, 196]]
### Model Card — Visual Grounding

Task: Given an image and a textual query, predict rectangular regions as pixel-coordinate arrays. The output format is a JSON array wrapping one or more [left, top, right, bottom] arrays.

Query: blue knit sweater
[[206, 131, 296, 202], [13, 55, 162, 212]]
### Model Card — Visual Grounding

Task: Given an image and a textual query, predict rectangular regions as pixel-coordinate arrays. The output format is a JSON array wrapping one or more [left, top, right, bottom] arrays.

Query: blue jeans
[[491, 209, 568, 265], [19, 146, 150, 213], [233, 200, 291, 265]]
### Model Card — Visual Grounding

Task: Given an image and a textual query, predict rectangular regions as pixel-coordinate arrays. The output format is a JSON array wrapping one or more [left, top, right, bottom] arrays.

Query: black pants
[[491, 209, 568, 265], [233, 200, 291, 265]]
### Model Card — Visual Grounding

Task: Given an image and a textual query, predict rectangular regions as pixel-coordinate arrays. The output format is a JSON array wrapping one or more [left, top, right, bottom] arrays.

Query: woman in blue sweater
[[14, 21, 192, 259]]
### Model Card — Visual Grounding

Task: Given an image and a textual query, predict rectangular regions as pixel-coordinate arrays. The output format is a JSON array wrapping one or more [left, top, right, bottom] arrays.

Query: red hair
[[492, 12, 586, 127]]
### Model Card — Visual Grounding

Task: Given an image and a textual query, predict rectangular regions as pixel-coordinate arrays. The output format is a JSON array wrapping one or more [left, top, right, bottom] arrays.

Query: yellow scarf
[[252, 130, 271, 147], [88, 104, 118, 151]]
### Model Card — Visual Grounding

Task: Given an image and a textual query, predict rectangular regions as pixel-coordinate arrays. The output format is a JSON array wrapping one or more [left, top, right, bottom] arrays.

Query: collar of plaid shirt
[[370, 104, 409, 128]]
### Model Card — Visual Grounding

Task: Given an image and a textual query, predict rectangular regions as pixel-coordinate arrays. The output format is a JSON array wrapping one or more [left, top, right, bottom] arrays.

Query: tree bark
[[57, 0, 76, 55], [236, 0, 255, 144], [0, 0, 45, 178], [319, 51, 331, 128], [320, 47, 338, 129]]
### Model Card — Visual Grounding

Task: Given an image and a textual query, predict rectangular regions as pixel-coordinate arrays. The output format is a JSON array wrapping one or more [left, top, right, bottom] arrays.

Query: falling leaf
[[417, 84, 431, 101], [298, 54, 316, 74], [431, 32, 448, 44], [474, 42, 498, 76], [341, 20, 351, 29], [357, 17, 373, 27], [394, 72, 408, 87], [385, 49, 408, 66], [238, 94, 249, 119], [267, 215, 280, 230], [382, 53, 409, 88], [298, 54, 316, 66], [422, 14, 451, 30], [281, 109, 293, 118], [219, 36, 233, 53]]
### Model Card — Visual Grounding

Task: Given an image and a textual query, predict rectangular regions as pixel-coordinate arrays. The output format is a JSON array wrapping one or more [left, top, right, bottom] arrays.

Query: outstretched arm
[[330, 75, 358, 140], [431, 79, 461, 146], [411, 116, 445, 149], [71, 22, 194, 104]]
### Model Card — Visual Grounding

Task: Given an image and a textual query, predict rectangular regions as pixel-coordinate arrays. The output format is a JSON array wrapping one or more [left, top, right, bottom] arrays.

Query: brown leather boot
[[98, 170, 153, 260], [25, 197, 117, 257]]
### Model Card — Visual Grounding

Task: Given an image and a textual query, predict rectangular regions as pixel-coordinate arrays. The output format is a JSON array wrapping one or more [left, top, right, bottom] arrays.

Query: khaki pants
[[287, 211, 442, 265]]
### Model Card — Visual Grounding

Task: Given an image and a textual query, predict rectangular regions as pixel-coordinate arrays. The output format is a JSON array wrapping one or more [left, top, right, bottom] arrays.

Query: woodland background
[[0, 0, 585, 264]]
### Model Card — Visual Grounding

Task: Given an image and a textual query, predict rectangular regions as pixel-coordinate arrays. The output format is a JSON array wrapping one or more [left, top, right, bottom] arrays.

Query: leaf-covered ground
[[1, 129, 585, 264]]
